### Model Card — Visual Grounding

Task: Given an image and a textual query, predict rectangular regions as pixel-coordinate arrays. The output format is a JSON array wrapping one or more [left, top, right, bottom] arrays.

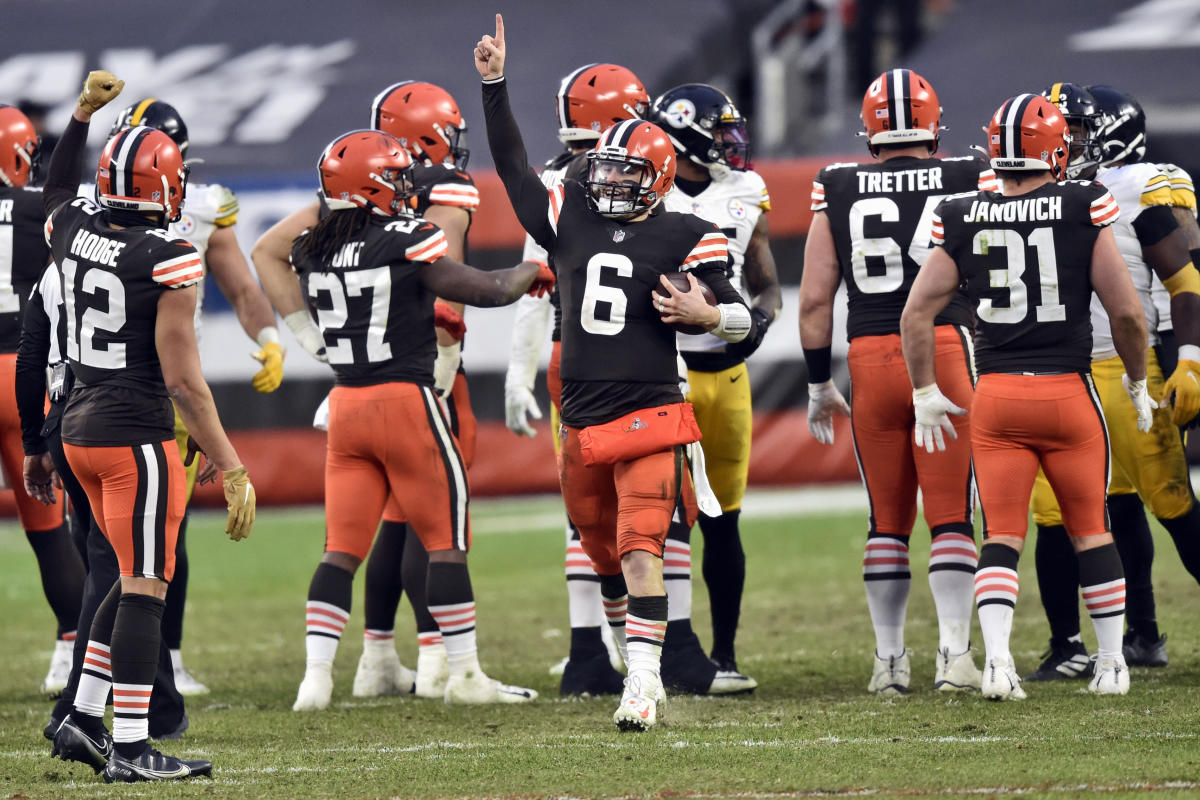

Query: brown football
[[652, 272, 717, 334]]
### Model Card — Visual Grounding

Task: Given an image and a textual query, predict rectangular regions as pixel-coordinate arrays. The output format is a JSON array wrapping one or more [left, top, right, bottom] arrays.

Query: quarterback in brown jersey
[[44, 71, 255, 783], [901, 93, 1151, 701], [800, 69, 995, 696], [477, 14, 751, 730]]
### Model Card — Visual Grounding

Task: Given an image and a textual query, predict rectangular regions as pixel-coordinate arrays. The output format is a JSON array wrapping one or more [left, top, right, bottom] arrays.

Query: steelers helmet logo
[[727, 198, 747, 220], [664, 99, 696, 129], [175, 214, 196, 235]]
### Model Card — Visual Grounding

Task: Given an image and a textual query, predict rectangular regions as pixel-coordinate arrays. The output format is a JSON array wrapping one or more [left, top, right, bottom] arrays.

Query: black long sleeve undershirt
[[42, 116, 89, 218], [15, 283, 52, 455], [482, 78, 556, 250]]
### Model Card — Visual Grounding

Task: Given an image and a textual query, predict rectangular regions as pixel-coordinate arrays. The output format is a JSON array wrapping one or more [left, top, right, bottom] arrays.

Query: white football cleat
[[352, 647, 415, 697], [172, 665, 210, 697], [981, 655, 1027, 701], [548, 655, 569, 676], [292, 667, 334, 711], [42, 638, 73, 695], [1088, 654, 1130, 696], [708, 669, 758, 695], [613, 670, 665, 731], [867, 650, 910, 696], [415, 645, 450, 699], [443, 669, 538, 705], [934, 647, 982, 692]]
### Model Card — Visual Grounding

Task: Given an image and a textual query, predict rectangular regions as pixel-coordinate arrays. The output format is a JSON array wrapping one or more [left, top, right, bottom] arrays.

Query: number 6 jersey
[[932, 180, 1118, 375], [47, 197, 204, 446], [812, 155, 995, 339]]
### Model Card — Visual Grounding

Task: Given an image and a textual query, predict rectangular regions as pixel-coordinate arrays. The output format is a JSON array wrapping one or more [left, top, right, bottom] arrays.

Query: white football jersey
[[664, 168, 770, 353], [1147, 163, 1196, 333], [1089, 163, 1169, 360]]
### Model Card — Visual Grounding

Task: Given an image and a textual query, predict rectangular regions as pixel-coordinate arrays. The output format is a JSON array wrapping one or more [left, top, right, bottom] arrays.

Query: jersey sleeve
[[404, 222, 449, 263], [1090, 187, 1120, 227], [976, 168, 999, 192], [743, 169, 771, 212], [152, 241, 205, 288], [1140, 169, 1173, 208], [1160, 163, 1197, 216], [427, 171, 480, 213], [930, 203, 946, 247], [212, 184, 239, 228], [810, 167, 829, 212], [680, 226, 729, 272]]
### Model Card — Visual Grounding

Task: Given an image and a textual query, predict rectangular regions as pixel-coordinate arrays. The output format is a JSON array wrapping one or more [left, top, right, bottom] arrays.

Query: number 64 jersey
[[931, 180, 1119, 375], [812, 155, 995, 339]]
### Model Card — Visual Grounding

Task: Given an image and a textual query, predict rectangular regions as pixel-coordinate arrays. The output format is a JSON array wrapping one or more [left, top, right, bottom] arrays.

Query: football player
[[505, 62, 647, 697], [649, 82, 778, 688], [901, 93, 1151, 700], [0, 104, 84, 695], [283, 128, 549, 709], [1027, 84, 1200, 679], [799, 69, 993, 694], [106, 98, 283, 696], [44, 70, 255, 782], [477, 14, 752, 729], [252, 81, 480, 701]]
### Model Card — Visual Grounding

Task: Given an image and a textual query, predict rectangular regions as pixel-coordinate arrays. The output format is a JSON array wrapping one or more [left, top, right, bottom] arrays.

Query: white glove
[[685, 441, 722, 517], [434, 342, 461, 397], [312, 394, 330, 432], [806, 379, 850, 445], [284, 310, 328, 363], [912, 383, 967, 454], [505, 385, 543, 437], [676, 351, 691, 398], [1122, 374, 1158, 433]]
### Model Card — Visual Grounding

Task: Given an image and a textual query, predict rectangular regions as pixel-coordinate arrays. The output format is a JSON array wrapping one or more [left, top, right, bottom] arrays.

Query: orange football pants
[[848, 326, 974, 536], [557, 424, 695, 576], [0, 353, 65, 530], [326, 382, 469, 559], [381, 371, 475, 524], [64, 440, 186, 581], [971, 372, 1109, 540]]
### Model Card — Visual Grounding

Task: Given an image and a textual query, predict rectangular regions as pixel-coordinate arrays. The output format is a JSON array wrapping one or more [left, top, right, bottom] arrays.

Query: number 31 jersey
[[812, 155, 995, 339], [47, 197, 204, 446], [292, 215, 449, 387], [933, 180, 1118, 375]]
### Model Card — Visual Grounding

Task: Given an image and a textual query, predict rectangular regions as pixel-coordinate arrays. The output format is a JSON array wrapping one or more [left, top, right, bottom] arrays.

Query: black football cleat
[[51, 717, 113, 773], [1024, 638, 1094, 682], [1123, 631, 1168, 667], [560, 652, 626, 696], [662, 621, 757, 695], [102, 747, 212, 783], [43, 713, 64, 741]]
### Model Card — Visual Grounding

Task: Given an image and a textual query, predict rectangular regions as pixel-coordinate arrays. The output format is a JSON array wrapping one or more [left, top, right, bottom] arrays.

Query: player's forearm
[[798, 292, 834, 349], [43, 116, 88, 215], [900, 311, 937, 388], [252, 246, 308, 317], [1168, 292, 1200, 351], [168, 379, 241, 471], [230, 284, 279, 343], [1111, 314, 1149, 382]]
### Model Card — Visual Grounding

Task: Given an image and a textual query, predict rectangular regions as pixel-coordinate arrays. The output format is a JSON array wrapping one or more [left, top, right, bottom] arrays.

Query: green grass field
[[2, 494, 1200, 799]]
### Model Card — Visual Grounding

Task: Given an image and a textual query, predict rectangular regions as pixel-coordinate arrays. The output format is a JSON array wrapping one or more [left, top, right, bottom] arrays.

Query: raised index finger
[[495, 13, 505, 44]]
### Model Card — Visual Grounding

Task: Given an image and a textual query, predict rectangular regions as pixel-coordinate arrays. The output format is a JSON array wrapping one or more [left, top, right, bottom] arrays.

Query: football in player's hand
[[653, 272, 716, 334]]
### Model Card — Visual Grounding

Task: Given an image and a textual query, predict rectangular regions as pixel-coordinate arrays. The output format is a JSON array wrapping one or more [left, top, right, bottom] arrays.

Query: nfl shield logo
[[612, 229, 625, 243]]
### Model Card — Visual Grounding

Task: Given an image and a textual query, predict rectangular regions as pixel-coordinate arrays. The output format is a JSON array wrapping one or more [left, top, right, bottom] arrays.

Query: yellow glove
[[78, 70, 124, 114], [251, 341, 285, 393], [1162, 358, 1200, 425], [222, 466, 256, 541]]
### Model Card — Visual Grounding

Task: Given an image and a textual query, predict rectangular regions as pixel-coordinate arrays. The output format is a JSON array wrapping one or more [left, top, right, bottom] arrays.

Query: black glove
[[725, 307, 771, 360]]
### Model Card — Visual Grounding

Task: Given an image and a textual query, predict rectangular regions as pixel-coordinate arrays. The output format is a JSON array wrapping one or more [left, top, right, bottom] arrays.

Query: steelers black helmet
[[648, 83, 749, 175], [1086, 85, 1146, 166], [109, 98, 189, 160], [1039, 82, 1103, 179]]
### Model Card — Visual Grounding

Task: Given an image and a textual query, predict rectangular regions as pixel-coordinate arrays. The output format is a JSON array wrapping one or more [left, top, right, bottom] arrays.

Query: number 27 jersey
[[933, 180, 1118, 375], [812, 155, 995, 339]]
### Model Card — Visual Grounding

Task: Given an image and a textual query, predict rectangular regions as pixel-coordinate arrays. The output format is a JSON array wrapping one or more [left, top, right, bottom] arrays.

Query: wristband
[[255, 326, 281, 347], [803, 346, 832, 384], [1164, 263, 1200, 298]]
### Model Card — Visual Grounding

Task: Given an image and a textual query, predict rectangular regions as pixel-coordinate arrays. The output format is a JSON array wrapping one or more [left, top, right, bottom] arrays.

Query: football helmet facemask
[[984, 94, 1070, 179], [649, 83, 749, 180], [860, 68, 943, 156], [109, 98, 190, 161], [318, 129, 416, 217], [556, 63, 649, 144], [0, 105, 40, 187], [371, 81, 469, 170], [1040, 83, 1103, 180], [1086, 84, 1147, 167], [585, 119, 675, 219], [96, 126, 188, 226]]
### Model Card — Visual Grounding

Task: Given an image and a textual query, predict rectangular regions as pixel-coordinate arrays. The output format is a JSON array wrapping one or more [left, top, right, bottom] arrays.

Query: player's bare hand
[[475, 13, 506, 79], [657, 273, 719, 329], [77, 70, 124, 116], [23, 453, 57, 506]]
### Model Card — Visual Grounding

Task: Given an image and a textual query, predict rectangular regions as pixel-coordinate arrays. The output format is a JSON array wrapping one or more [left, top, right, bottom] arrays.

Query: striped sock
[[565, 522, 605, 629], [75, 640, 112, 719], [664, 510, 693, 622], [109, 593, 164, 758], [112, 682, 152, 745], [928, 527, 979, 654], [362, 628, 395, 658], [625, 596, 668, 676], [418, 631, 444, 652], [975, 544, 1021, 663], [862, 534, 911, 658], [429, 602, 478, 675], [602, 594, 629, 663], [305, 562, 353, 669], [1079, 543, 1126, 659]]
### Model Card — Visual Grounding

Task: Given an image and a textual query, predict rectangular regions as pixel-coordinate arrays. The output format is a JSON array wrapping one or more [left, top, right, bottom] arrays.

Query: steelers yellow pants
[[173, 403, 200, 504], [1031, 351, 1194, 525], [686, 362, 752, 513]]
